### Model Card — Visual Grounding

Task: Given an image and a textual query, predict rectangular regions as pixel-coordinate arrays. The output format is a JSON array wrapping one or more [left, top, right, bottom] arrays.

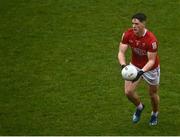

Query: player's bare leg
[[124, 79, 141, 106], [124, 78, 145, 123], [149, 84, 159, 112], [148, 84, 159, 125]]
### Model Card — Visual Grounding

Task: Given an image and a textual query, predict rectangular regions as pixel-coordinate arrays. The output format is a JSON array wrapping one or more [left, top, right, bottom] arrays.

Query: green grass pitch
[[0, 0, 180, 135]]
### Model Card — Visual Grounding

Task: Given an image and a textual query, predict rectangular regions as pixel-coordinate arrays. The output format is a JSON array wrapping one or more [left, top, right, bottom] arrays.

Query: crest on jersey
[[129, 40, 133, 43], [152, 42, 157, 50]]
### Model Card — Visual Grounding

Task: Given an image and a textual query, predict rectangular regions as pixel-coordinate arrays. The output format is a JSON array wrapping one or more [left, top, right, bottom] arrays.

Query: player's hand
[[121, 64, 127, 70], [132, 70, 144, 82]]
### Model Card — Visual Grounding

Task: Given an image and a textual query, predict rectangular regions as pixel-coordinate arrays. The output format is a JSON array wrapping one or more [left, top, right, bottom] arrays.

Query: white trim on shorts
[[130, 63, 160, 85]]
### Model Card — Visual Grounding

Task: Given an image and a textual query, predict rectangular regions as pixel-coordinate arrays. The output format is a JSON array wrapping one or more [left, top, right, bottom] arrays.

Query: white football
[[121, 65, 138, 81]]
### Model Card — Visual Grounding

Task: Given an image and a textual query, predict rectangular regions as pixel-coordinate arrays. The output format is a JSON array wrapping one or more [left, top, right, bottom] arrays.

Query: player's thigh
[[124, 78, 141, 94]]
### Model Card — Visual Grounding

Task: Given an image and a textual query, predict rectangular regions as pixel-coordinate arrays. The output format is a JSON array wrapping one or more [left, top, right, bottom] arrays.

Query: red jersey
[[121, 28, 160, 70]]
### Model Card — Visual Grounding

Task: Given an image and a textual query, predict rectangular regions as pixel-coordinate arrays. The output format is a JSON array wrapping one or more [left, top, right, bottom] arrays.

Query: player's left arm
[[142, 51, 157, 72], [132, 51, 157, 82]]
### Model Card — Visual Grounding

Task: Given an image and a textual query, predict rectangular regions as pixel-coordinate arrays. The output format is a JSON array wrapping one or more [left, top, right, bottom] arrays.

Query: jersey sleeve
[[147, 38, 158, 52], [121, 31, 129, 44]]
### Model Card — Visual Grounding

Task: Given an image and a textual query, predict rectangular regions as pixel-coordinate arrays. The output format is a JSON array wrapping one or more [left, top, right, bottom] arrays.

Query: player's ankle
[[137, 103, 143, 110], [151, 111, 158, 117]]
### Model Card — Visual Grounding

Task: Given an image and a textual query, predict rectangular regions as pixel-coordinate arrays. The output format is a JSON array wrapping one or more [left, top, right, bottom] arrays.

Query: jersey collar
[[142, 29, 147, 37]]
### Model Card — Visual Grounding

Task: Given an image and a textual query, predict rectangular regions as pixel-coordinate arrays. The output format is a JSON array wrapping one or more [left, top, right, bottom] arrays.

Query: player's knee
[[149, 91, 157, 98], [149, 88, 157, 95], [149, 93, 154, 98]]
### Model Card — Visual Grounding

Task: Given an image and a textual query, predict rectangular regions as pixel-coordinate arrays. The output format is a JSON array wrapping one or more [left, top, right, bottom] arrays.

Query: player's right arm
[[118, 42, 128, 68]]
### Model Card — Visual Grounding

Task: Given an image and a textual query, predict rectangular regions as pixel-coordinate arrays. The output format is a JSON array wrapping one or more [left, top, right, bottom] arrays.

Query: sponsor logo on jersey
[[133, 48, 147, 56]]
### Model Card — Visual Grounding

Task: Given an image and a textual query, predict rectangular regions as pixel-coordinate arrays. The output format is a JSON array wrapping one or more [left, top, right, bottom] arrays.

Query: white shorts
[[131, 64, 160, 85]]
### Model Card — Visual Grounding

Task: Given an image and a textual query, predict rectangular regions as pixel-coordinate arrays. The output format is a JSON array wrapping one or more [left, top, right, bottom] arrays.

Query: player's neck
[[136, 28, 146, 37]]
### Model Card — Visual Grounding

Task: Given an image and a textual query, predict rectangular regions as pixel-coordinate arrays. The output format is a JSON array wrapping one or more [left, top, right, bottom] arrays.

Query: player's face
[[132, 18, 145, 35]]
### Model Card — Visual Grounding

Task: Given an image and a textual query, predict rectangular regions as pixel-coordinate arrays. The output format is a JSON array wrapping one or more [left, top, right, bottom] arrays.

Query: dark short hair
[[132, 13, 147, 22]]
